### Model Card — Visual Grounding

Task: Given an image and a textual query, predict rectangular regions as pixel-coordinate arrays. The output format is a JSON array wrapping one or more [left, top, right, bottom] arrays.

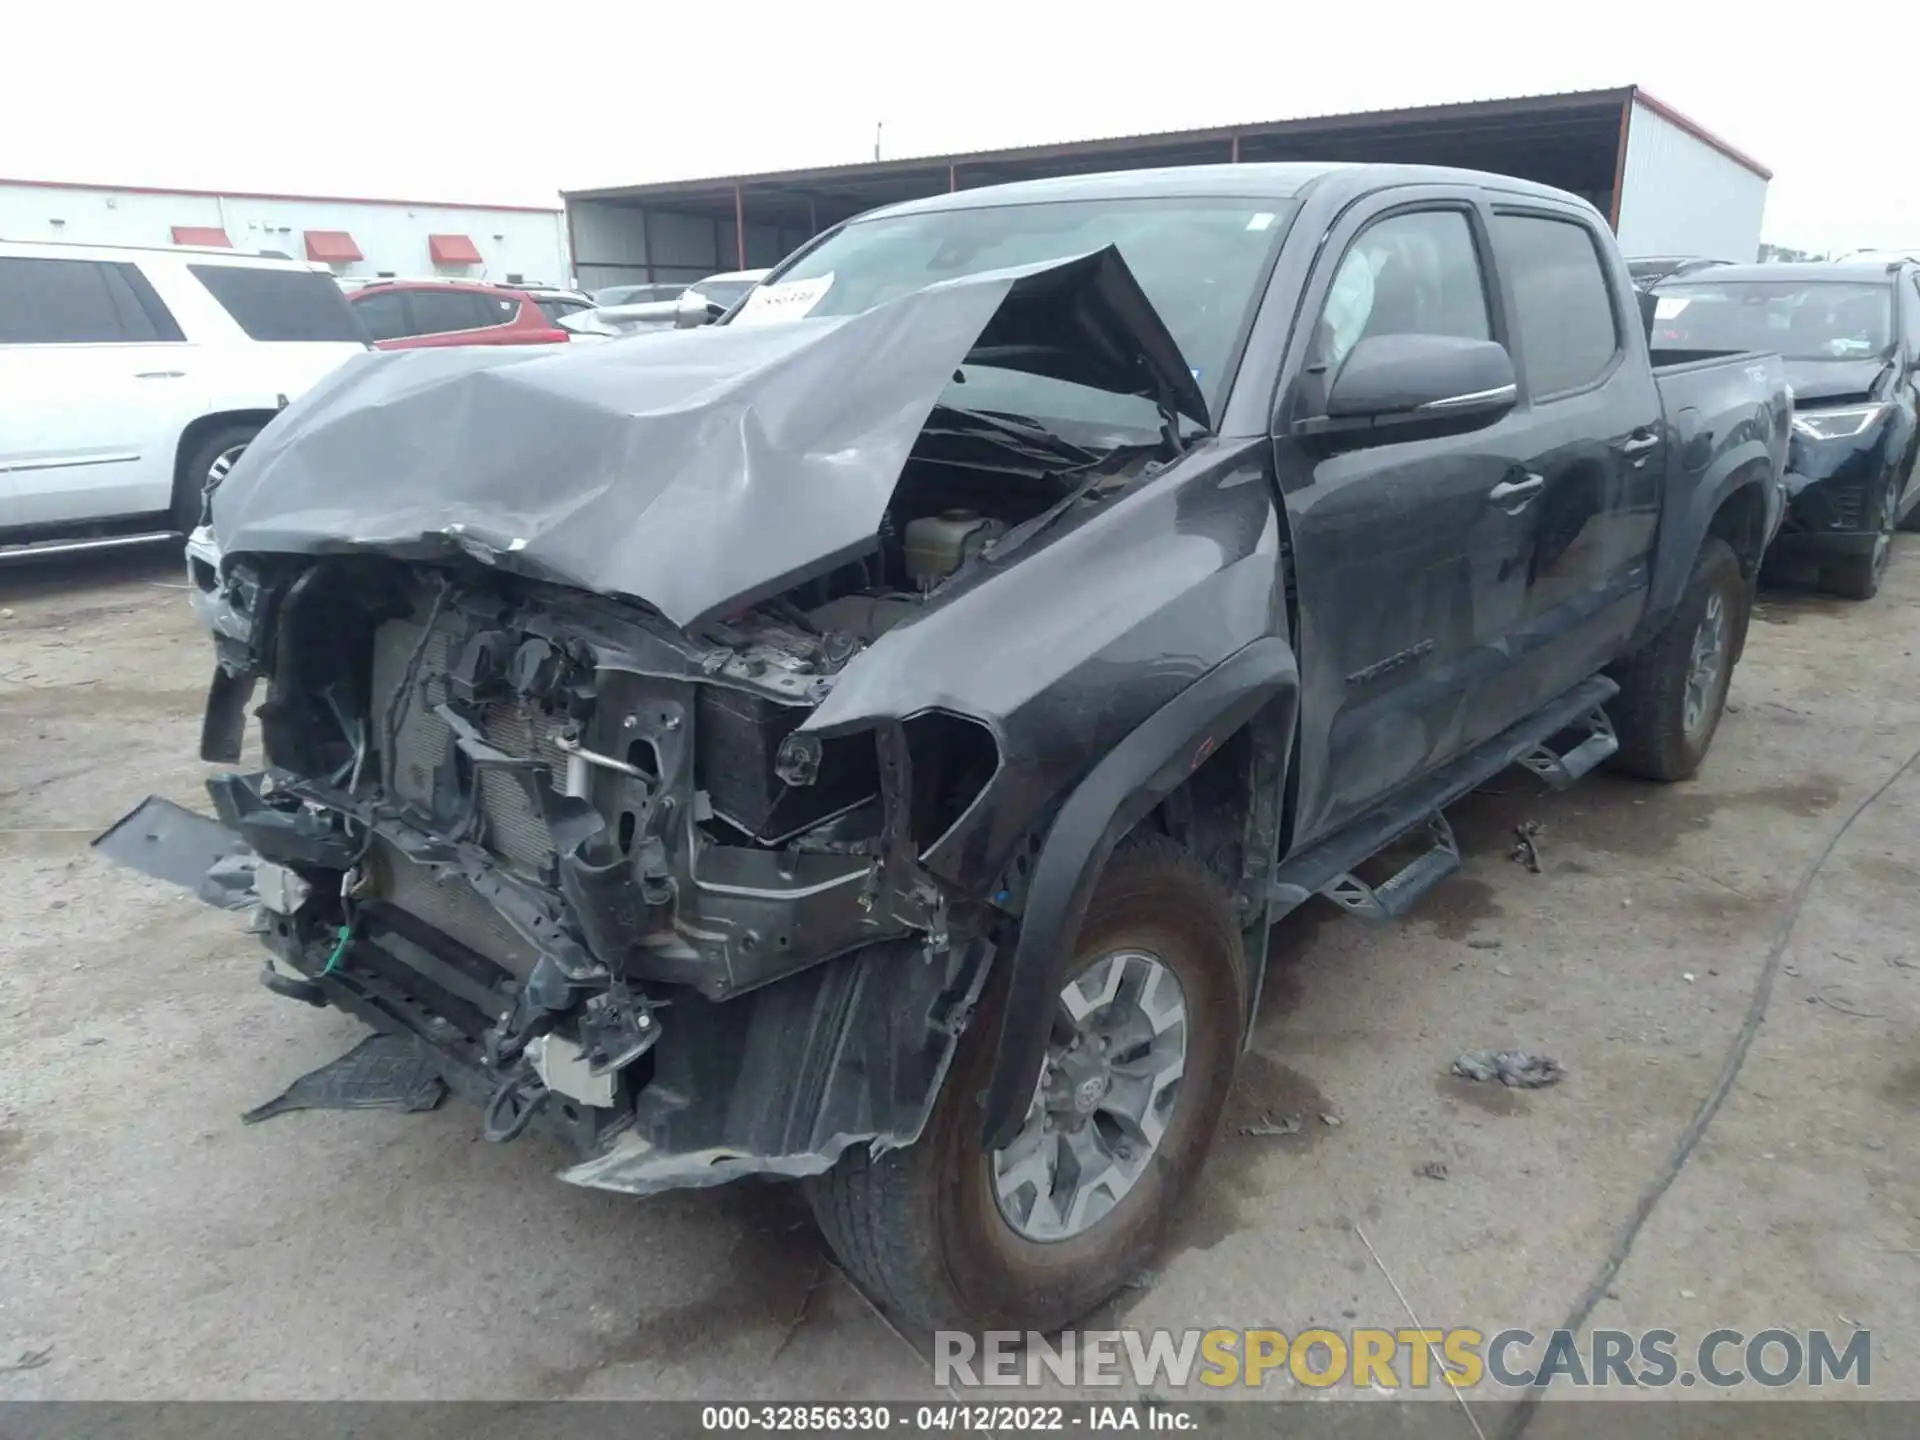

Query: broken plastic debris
[[1509, 821, 1542, 873], [242, 1033, 447, 1124], [1450, 1049, 1566, 1089], [1241, 1112, 1302, 1137]]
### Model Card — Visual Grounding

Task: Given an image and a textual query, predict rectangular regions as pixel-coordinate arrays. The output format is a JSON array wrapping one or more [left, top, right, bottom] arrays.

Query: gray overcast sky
[[6, 2, 1914, 252]]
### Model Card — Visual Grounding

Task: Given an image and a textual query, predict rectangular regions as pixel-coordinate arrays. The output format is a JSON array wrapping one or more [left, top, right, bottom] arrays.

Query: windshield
[[1653, 280, 1894, 361], [757, 197, 1297, 434]]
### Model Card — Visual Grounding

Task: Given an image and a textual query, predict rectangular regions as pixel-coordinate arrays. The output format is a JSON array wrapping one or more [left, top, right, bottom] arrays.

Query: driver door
[[1271, 193, 1541, 850]]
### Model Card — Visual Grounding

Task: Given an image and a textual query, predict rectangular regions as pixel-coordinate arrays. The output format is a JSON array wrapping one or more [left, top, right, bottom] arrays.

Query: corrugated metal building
[[564, 86, 1769, 291], [0, 179, 571, 285]]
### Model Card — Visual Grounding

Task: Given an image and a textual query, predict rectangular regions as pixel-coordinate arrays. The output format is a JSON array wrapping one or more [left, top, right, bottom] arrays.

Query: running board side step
[[1268, 674, 1619, 924], [1319, 812, 1459, 921], [1517, 707, 1617, 791]]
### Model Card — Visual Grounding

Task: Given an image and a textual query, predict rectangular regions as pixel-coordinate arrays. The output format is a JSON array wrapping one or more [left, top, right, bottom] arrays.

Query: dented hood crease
[[211, 248, 1203, 628]]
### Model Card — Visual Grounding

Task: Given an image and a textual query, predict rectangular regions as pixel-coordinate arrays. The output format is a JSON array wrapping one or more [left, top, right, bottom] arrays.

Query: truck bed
[[1649, 344, 1774, 373], [1651, 347, 1786, 443]]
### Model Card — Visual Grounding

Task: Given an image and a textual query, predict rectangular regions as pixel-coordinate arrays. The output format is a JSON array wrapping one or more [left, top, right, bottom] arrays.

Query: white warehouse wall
[[1615, 101, 1768, 262], [0, 181, 570, 285]]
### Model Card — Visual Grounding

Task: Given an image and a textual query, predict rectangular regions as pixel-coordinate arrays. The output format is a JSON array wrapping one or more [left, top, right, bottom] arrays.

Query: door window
[[189, 265, 367, 342], [1312, 210, 1491, 373], [1491, 214, 1621, 397], [405, 288, 500, 334], [352, 290, 410, 342], [110, 264, 185, 342], [0, 257, 176, 344]]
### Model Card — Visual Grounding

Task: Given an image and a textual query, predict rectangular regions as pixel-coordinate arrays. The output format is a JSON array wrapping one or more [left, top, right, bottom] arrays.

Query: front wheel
[[1608, 537, 1745, 782], [1820, 481, 1899, 600], [171, 424, 260, 535], [805, 834, 1245, 1332]]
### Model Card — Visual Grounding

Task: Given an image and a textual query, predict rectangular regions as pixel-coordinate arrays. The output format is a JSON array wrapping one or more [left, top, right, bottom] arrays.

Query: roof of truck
[[861, 162, 1595, 219]]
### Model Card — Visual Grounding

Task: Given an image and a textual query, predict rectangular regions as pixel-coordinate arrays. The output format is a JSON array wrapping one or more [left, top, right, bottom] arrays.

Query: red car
[[345, 279, 570, 349]]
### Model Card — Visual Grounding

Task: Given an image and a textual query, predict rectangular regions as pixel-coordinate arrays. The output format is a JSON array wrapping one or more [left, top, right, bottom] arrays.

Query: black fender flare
[[979, 637, 1300, 1149], [1636, 425, 1778, 649]]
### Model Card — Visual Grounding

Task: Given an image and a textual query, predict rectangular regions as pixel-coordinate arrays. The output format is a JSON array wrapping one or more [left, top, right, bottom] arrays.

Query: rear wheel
[[1608, 537, 1744, 782], [805, 834, 1245, 1332], [1821, 482, 1898, 600], [172, 424, 259, 535]]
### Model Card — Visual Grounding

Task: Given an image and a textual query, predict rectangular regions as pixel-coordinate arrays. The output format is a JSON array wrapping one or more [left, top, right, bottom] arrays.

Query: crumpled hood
[[1782, 358, 1889, 408], [211, 248, 1203, 629]]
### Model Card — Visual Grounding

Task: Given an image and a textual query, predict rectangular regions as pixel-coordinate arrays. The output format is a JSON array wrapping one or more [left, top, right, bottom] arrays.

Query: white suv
[[0, 240, 370, 554]]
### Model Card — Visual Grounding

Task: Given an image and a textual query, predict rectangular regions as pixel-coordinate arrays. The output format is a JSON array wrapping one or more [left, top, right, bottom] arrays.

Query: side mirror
[[1301, 334, 1516, 443], [674, 289, 718, 329]]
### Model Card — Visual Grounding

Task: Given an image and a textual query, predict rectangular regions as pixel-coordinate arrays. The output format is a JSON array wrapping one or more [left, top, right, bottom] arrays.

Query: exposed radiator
[[373, 839, 541, 978], [370, 614, 571, 878]]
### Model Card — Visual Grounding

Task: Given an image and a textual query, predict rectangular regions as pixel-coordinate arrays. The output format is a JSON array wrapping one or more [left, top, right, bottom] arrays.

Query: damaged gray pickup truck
[[110, 163, 1789, 1332]]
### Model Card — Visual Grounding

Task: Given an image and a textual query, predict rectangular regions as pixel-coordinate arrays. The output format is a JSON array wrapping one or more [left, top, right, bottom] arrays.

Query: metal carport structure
[[564, 86, 1770, 292]]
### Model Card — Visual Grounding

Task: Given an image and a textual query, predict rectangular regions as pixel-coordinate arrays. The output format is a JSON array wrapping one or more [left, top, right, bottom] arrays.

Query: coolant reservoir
[[904, 510, 1006, 589]]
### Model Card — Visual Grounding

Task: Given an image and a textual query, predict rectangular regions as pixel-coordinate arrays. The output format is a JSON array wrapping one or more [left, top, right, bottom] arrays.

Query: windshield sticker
[[1653, 296, 1690, 318], [1245, 212, 1276, 232], [731, 273, 834, 327]]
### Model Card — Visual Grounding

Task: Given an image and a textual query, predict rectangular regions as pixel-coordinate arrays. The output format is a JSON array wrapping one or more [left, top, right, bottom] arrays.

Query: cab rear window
[[189, 265, 370, 343]]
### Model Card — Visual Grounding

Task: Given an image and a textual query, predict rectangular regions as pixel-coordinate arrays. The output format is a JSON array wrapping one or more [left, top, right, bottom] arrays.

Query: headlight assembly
[[1792, 404, 1888, 441]]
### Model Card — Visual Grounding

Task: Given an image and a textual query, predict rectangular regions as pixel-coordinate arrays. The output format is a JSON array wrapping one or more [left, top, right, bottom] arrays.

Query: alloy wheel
[[1872, 484, 1898, 580], [1683, 590, 1727, 739], [207, 443, 247, 491], [990, 948, 1188, 1242]]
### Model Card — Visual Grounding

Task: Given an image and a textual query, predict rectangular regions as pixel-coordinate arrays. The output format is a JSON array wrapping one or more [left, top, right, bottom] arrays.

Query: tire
[[806, 833, 1246, 1332], [1897, 479, 1920, 534], [171, 424, 260, 535], [1820, 480, 1899, 601], [1608, 537, 1744, 783]]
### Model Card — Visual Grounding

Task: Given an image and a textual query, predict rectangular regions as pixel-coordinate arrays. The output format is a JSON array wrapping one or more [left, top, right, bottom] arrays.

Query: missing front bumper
[[95, 787, 992, 1195]]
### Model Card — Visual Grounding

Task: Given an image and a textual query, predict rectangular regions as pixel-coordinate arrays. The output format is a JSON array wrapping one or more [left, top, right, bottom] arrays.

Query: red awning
[[171, 225, 231, 247], [304, 230, 363, 263], [428, 233, 482, 265]]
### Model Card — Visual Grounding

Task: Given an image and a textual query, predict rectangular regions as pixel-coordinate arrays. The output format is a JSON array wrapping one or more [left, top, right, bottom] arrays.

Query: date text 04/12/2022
[[699, 1404, 1194, 1431]]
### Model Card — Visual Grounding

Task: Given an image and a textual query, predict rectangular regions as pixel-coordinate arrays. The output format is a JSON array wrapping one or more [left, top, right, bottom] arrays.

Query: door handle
[[1619, 430, 1660, 454], [134, 370, 187, 379], [1489, 474, 1544, 506]]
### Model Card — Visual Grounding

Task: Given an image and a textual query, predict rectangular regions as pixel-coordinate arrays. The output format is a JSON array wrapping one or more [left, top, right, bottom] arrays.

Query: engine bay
[[711, 416, 1154, 652]]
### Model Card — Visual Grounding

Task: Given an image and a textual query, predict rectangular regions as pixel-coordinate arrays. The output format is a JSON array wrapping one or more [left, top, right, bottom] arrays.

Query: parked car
[[1840, 248, 1920, 265], [1626, 255, 1730, 289], [344, 279, 571, 349], [679, 268, 767, 317], [0, 240, 369, 553], [109, 163, 1788, 1333], [516, 286, 597, 327], [589, 282, 688, 306], [1653, 260, 1920, 597], [584, 268, 772, 337]]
